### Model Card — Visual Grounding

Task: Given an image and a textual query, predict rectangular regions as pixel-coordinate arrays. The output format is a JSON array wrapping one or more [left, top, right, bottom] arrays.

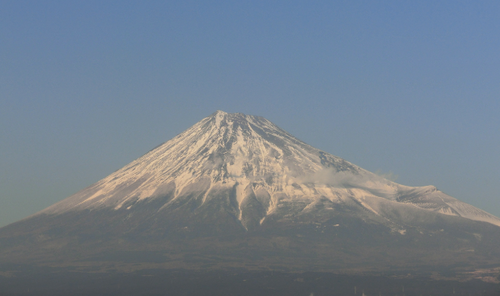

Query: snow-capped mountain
[[37, 110, 500, 229], [1, 111, 500, 273]]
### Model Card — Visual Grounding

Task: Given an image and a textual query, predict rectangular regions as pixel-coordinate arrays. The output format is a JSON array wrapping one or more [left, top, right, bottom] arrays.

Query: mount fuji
[[1, 111, 500, 275]]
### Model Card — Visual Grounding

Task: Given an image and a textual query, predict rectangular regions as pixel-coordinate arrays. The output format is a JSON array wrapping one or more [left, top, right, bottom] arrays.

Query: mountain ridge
[[1, 110, 500, 274], [32, 110, 500, 229]]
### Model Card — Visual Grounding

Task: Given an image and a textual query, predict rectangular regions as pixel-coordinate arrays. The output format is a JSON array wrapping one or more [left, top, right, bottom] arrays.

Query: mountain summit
[[1, 111, 500, 273]]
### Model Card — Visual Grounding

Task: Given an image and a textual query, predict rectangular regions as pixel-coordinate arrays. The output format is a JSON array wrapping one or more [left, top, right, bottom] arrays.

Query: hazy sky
[[1, 1, 499, 227]]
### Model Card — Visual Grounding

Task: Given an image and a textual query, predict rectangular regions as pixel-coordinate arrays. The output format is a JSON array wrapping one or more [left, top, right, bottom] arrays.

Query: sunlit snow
[[37, 111, 500, 228]]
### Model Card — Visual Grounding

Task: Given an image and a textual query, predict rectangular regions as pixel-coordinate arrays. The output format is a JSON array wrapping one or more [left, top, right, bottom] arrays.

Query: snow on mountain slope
[[37, 111, 500, 228]]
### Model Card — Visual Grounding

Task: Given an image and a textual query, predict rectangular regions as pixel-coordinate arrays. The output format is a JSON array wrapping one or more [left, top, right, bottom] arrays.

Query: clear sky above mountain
[[1, 1, 499, 227]]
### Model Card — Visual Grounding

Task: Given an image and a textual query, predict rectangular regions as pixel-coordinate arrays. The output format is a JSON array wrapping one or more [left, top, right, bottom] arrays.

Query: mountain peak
[[2, 111, 500, 275], [209, 110, 268, 131], [34, 111, 500, 230]]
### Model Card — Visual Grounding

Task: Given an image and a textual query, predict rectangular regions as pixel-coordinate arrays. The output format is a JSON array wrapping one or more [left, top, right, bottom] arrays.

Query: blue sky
[[1, 1, 499, 227]]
